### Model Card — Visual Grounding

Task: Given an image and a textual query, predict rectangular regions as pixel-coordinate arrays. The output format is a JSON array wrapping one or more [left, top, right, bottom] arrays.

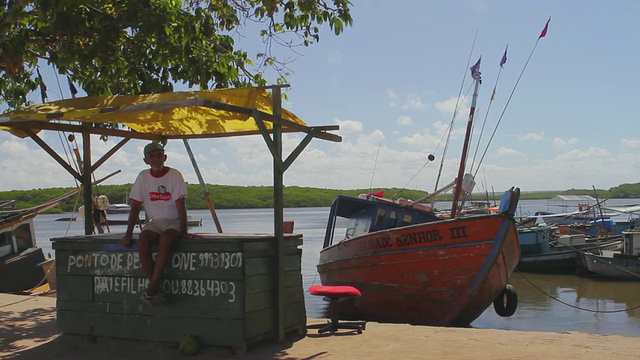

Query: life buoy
[[493, 284, 518, 317]]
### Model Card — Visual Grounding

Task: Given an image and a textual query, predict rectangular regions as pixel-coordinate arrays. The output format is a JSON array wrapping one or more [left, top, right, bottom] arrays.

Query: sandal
[[140, 292, 154, 306]]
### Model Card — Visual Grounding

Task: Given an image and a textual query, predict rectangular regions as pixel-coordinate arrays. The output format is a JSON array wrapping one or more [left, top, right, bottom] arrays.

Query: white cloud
[[402, 94, 427, 111], [620, 138, 640, 150], [553, 137, 579, 149], [495, 147, 525, 156], [397, 115, 413, 126], [399, 132, 440, 148], [386, 90, 427, 111], [519, 132, 545, 141], [435, 96, 468, 118], [335, 119, 364, 137], [553, 146, 610, 162], [387, 90, 398, 107]]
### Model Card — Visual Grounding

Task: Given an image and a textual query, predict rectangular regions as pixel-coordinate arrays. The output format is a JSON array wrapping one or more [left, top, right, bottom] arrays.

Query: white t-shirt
[[129, 167, 187, 220]]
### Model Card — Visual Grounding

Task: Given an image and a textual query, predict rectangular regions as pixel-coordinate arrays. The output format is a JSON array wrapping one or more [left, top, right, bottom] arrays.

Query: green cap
[[143, 142, 164, 157]]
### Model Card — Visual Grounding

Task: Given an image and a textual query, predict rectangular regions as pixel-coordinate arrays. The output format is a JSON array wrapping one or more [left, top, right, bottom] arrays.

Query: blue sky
[[2, 0, 640, 195]]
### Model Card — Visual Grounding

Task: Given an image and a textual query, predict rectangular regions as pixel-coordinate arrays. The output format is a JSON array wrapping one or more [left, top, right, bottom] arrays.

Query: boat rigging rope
[[433, 31, 478, 194], [472, 30, 548, 178], [470, 45, 507, 174], [368, 140, 381, 194], [399, 79, 473, 199], [515, 270, 640, 313]]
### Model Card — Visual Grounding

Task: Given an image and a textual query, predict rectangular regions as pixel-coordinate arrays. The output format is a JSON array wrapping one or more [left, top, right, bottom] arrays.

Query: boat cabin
[[0, 210, 47, 293], [0, 211, 37, 258], [323, 194, 442, 248]]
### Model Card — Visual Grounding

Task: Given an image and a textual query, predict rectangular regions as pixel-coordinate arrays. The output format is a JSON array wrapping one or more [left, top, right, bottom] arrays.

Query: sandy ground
[[1, 293, 639, 359]]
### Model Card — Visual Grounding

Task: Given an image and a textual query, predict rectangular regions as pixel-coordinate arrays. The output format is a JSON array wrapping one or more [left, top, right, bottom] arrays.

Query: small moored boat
[[581, 228, 640, 280]]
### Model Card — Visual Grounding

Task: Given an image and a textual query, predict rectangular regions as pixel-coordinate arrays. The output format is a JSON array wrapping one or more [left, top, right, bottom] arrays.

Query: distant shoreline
[[3, 183, 639, 213]]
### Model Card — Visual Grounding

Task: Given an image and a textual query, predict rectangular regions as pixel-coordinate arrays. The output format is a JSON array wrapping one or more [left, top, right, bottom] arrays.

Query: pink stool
[[307, 285, 366, 334]]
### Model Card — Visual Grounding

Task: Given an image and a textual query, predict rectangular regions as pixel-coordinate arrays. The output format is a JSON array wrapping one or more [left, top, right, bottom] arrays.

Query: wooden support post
[[82, 124, 93, 235], [271, 86, 285, 342]]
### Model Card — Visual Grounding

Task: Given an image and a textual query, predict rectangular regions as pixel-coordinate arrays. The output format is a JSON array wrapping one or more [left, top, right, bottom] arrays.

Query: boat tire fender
[[493, 284, 518, 317]]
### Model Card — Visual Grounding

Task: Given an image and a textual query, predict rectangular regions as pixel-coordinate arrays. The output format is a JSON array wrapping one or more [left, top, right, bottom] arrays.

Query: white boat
[[106, 203, 131, 214], [581, 228, 640, 280]]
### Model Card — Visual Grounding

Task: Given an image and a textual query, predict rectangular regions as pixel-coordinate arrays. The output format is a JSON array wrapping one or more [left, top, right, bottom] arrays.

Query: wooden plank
[[52, 234, 302, 252], [57, 299, 243, 318], [245, 291, 272, 313], [56, 250, 244, 279], [245, 308, 275, 338], [283, 253, 302, 271], [244, 285, 304, 313], [245, 274, 272, 294], [245, 306, 306, 343], [92, 276, 243, 306], [283, 300, 307, 327], [57, 309, 246, 347], [244, 257, 273, 277], [56, 275, 93, 301], [244, 264, 302, 291]]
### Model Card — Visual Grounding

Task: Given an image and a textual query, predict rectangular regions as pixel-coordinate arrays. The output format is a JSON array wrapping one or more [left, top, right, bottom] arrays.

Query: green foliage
[[2, 184, 636, 213], [607, 183, 640, 198], [0, 1, 353, 109]]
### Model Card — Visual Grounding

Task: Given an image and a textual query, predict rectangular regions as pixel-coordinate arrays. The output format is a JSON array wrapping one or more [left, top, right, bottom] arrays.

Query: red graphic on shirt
[[149, 185, 172, 201], [149, 192, 172, 201]]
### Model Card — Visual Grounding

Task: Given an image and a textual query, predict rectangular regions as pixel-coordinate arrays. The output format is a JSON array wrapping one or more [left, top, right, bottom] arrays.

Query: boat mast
[[451, 58, 482, 217]]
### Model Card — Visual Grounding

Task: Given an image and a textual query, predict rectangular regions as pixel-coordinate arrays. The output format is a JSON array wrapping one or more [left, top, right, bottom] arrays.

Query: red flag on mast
[[539, 17, 551, 39]]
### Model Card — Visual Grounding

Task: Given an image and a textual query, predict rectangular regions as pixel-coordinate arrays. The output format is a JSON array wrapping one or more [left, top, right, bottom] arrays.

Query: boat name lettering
[[357, 235, 394, 251], [93, 277, 236, 302], [395, 229, 444, 247], [449, 226, 468, 239], [67, 251, 243, 272]]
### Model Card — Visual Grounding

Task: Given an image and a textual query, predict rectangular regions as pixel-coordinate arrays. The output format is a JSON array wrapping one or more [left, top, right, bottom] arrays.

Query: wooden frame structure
[[0, 84, 341, 342]]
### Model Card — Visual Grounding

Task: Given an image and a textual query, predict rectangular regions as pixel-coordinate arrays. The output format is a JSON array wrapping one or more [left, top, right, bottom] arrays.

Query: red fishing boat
[[317, 59, 521, 327]]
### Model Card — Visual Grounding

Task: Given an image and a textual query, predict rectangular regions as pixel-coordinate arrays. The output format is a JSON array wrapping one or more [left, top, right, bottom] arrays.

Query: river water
[[34, 199, 640, 336]]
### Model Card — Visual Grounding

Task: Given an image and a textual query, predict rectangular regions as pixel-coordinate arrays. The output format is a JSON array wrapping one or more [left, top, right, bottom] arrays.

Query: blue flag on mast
[[470, 57, 481, 79], [500, 45, 508, 67]]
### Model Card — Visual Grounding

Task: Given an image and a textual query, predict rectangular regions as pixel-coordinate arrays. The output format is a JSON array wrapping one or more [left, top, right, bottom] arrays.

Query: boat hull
[[518, 240, 622, 274], [317, 214, 520, 326], [0, 247, 46, 293], [581, 252, 640, 280]]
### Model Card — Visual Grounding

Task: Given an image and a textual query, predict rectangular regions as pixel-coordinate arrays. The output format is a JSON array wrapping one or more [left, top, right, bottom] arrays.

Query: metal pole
[[182, 139, 223, 233]]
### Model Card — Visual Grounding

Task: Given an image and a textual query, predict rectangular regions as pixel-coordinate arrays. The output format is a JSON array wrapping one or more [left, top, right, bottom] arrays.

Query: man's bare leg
[[146, 229, 178, 297], [137, 230, 159, 291]]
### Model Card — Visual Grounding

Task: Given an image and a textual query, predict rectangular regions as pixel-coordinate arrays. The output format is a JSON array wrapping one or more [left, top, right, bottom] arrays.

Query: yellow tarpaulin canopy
[[0, 87, 306, 138]]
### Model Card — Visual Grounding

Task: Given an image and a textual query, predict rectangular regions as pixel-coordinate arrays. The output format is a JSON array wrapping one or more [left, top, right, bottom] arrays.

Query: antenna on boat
[[368, 140, 382, 194]]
